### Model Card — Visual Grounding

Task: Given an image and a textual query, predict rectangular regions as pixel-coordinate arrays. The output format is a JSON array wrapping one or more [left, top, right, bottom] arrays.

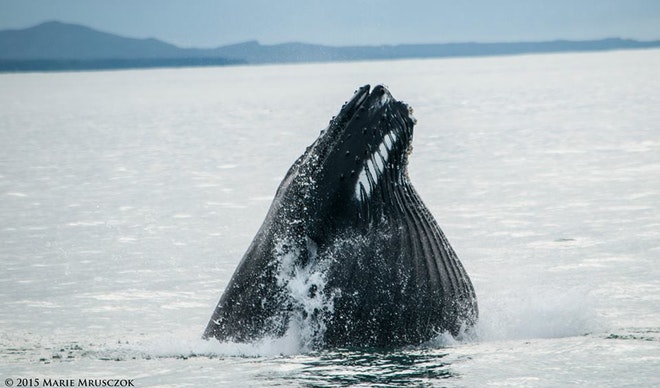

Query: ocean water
[[1, 50, 659, 386]]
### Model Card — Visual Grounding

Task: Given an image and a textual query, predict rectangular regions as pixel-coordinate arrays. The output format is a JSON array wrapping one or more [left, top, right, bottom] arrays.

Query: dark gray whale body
[[203, 85, 477, 348]]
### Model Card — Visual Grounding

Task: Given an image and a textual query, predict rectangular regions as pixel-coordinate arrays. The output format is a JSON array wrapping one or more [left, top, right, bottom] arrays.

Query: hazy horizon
[[6, 19, 660, 52], [1, 0, 659, 48]]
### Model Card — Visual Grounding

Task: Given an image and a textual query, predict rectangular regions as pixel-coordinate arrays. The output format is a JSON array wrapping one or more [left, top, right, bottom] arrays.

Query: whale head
[[274, 84, 416, 233], [204, 85, 478, 347]]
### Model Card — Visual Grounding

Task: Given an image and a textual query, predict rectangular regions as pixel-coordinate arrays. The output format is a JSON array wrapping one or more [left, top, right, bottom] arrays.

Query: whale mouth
[[319, 84, 415, 158], [321, 85, 371, 142], [278, 84, 417, 214], [284, 84, 418, 215], [330, 84, 408, 135]]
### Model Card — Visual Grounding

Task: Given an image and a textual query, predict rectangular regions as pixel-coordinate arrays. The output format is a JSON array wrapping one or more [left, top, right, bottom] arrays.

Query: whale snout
[[311, 84, 417, 205]]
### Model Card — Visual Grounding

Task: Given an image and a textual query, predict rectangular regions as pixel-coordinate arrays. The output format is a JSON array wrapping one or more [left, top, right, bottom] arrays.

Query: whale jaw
[[295, 85, 417, 225], [203, 85, 477, 349]]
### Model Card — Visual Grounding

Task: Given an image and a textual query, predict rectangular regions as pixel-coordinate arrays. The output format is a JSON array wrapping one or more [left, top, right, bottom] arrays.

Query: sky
[[1, 0, 659, 48]]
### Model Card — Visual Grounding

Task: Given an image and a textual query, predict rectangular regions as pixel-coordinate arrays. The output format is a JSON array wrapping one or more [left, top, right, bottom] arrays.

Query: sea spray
[[273, 236, 336, 351]]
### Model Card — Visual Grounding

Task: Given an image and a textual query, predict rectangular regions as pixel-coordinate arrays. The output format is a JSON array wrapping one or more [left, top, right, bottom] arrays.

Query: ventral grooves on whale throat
[[203, 84, 478, 349]]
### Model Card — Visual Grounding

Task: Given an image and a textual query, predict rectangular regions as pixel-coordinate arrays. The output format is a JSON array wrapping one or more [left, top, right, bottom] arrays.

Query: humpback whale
[[203, 85, 477, 348]]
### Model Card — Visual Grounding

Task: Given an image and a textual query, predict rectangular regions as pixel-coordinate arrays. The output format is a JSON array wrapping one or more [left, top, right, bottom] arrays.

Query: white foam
[[474, 286, 604, 341], [273, 237, 334, 351]]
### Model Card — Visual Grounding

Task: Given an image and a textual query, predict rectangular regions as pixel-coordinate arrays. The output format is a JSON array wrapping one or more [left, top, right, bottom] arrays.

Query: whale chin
[[203, 85, 478, 349]]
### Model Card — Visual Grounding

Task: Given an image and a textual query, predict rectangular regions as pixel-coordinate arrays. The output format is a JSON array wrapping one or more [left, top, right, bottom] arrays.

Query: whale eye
[[350, 170, 355, 176]]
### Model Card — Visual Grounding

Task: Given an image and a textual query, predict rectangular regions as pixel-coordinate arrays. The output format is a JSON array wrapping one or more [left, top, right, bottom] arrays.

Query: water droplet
[[308, 284, 318, 298]]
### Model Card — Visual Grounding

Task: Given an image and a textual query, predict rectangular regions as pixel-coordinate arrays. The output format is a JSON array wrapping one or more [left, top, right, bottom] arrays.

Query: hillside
[[2, 21, 659, 72], [0, 21, 240, 71]]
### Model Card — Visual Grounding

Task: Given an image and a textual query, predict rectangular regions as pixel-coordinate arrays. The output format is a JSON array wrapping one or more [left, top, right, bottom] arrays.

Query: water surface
[[1, 49, 659, 386]]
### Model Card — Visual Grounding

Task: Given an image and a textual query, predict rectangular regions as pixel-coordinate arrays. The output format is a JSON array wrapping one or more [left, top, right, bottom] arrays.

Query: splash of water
[[273, 236, 336, 351]]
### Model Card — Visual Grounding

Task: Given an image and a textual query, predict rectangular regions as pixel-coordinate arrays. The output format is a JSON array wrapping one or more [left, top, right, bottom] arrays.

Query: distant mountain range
[[2, 21, 659, 72]]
